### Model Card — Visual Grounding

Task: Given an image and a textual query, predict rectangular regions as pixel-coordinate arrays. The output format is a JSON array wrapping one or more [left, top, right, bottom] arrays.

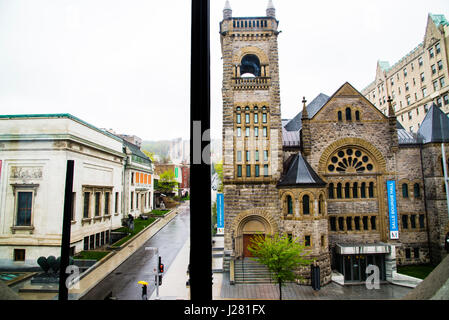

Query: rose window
[[327, 148, 375, 173]]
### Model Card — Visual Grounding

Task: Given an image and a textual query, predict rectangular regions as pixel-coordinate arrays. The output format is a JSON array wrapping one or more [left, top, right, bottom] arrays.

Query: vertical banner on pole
[[217, 193, 224, 234], [386, 180, 399, 239]]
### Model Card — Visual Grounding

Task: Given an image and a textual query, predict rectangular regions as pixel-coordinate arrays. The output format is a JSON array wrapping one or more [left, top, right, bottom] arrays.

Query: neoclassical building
[[221, 1, 449, 286], [0, 114, 154, 269]]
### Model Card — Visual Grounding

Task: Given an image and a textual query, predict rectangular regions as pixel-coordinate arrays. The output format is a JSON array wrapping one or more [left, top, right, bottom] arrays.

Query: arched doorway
[[230, 210, 278, 258], [241, 219, 266, 257]]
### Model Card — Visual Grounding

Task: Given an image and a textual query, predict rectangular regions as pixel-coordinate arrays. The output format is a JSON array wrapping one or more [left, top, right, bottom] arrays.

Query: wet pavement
[[218, 272, 412, 300], [81, 203, 190, 300]]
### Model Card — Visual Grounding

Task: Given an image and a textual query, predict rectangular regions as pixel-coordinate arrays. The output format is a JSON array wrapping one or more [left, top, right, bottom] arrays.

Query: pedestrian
[[128, 214, 134, 233], [142, 284, 148, 300]]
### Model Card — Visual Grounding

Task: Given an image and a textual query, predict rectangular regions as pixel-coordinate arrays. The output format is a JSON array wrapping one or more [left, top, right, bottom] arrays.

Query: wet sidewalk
[[218, 272, 412, 300]]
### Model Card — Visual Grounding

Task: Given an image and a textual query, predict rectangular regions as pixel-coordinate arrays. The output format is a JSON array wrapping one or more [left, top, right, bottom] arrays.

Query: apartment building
[[362, 13, 449, 133]]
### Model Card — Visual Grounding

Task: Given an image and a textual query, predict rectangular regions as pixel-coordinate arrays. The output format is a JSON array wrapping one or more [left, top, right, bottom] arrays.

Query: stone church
[[220, 1, 449, 285]]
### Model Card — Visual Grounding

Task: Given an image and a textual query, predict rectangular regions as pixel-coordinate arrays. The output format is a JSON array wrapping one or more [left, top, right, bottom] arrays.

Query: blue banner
[[386, 180, 399, 239], [217, 193, 224, 234]]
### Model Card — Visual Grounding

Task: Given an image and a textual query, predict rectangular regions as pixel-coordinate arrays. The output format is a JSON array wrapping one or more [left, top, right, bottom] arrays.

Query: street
[[81, 203, 190, 300]]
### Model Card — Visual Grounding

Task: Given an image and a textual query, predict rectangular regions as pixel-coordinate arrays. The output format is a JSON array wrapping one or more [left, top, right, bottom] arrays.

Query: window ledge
[[81, 218, 92, 225], [93, 216, 102, 221], [71, 220, 77, 225], [11, 226, 34, 234]]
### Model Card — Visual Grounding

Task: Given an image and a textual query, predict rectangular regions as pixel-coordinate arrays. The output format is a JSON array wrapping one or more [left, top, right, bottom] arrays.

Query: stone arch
[[318, 138, 387, 174], [233, 46, 269, 67], [280, 190, 295, 216], [229, 208, 279, 258], [298, 190, 315, 216]]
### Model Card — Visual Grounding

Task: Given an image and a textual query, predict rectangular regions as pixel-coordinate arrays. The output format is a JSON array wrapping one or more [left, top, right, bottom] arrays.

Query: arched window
[[286, 195, 293, 215], [353, 182, 358, 198], [240, 54, 261, 77], [345, 182, 350, 198], [413, 183, 420, 198], [302, 195, 310, 215], [355, 110, 360, 121], [328, 183, 334, 199], [361, 182, 366, 198], [336, 183, 342, 199], [337, 111, 342, 121], [345, 107, 352, 121], [369, 182, 374, 198], [402, 183, 409, 198], [326, 148, 375, 173]]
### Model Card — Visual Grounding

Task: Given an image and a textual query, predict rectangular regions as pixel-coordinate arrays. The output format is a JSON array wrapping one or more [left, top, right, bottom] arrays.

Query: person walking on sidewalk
[[141, 284, 148, 300]]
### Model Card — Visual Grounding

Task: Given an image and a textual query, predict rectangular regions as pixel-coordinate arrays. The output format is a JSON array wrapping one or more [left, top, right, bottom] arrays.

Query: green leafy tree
[[157, 169, 177, 193], [248, 233, 314, 300], [211, 201, 217, 236], [142, 150, 155, 162], [214, 161, 223, 192]]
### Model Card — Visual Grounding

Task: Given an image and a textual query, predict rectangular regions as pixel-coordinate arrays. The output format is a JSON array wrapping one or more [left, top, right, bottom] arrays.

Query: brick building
[[221, 1, 449, 286]]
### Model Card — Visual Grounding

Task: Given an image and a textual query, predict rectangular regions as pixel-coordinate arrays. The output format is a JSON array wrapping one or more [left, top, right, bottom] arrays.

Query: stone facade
[[221, 2, 449, 287]]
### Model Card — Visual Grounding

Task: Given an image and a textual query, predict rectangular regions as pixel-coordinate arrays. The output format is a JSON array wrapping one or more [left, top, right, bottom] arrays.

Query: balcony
[[232, 77, 270, 90]]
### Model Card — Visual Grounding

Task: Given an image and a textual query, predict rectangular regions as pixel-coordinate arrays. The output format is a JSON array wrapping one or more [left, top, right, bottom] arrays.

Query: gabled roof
[[284, 93, 329, 132], [277, 153, 325, 187], [417, 103, 449, 144]]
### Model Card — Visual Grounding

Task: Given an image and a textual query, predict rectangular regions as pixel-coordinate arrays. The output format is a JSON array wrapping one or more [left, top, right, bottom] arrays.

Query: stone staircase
[[234, 258, 273, 284]]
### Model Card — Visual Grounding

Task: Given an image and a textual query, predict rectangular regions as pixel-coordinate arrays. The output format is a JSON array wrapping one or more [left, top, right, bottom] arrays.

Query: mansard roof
[[277, 153, 325, 188], [417, 103, 449, 144], [123, 139, 151, 161]]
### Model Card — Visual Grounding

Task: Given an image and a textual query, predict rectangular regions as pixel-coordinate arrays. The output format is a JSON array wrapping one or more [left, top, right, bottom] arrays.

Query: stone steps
[[234, 259, 273, 284]]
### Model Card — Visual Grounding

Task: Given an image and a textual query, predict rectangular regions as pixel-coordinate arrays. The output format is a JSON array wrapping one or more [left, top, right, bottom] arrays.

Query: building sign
[[217, 193, 224, 234], [175, 167, 178, 178], [387, 180, 399, 239]]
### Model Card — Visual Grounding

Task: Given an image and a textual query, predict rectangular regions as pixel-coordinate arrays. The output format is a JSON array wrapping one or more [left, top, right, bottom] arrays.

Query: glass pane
[[17, 192, 32, 226]]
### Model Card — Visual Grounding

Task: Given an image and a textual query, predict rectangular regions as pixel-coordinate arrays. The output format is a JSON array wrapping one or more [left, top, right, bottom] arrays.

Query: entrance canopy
[[336, 242, 392, 255]]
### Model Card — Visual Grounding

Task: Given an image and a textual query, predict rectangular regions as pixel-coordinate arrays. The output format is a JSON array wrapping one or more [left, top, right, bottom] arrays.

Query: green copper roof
[[0, 113, 123, 142], [378, 61, 391, 72], [430, 13, 449, 27]]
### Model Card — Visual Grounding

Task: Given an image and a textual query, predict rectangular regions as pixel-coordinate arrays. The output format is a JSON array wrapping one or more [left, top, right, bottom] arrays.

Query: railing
[[232, 77, 270, 90], [232, 18, 269, 30]]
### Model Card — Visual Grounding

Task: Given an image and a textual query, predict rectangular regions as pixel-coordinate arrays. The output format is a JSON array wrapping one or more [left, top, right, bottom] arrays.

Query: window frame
[[11, 184, 38, 229]]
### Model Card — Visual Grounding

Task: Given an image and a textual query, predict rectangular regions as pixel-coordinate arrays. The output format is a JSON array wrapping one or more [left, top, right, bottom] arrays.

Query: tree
[[142, 150, 155, 162], [248, 233, 314, 300], [214, 161, 223, 192], [157, 169, 177, 194]]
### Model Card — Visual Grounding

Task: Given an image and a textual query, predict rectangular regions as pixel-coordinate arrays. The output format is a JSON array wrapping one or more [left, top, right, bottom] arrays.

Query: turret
[[266, 0, 276, 18], [223, 0, 232, 20]]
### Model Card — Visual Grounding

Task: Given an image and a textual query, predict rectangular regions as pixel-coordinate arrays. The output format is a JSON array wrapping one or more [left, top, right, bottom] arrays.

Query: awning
[[335, 242, 392, 255]]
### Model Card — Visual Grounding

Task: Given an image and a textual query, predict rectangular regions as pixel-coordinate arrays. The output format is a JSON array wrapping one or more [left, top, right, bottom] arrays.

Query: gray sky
[[1, 1, 449, 141]]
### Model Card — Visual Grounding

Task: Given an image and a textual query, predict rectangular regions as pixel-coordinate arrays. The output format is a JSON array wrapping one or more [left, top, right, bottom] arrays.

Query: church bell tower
[[220, 1, 283, 264]]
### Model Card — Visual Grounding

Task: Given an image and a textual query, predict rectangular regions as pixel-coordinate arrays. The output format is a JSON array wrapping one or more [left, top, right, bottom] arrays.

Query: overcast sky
[[1, 1, 449, 141]]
